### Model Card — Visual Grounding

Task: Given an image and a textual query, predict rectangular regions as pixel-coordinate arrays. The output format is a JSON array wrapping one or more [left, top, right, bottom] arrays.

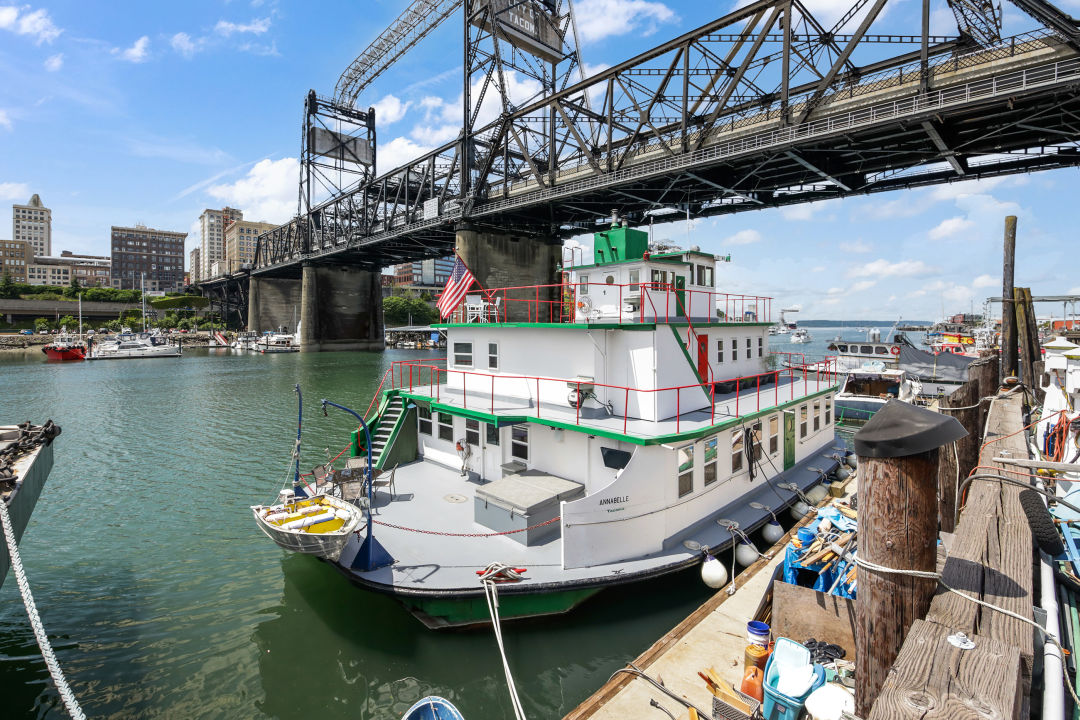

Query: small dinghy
[[402, 696, 465, 720], [252, 491, 363, 561]]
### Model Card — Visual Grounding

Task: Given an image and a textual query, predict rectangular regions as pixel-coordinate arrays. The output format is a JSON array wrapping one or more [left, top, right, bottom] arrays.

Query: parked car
[[19, 329, 33, 335], [38, 330, 49, 334]]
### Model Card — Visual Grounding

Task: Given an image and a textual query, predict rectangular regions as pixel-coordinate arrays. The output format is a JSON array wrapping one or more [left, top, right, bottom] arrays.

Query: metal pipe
[[321, 398, 376, 568], [294, 384, 304, 495], [1036, 474, 1066, 720]]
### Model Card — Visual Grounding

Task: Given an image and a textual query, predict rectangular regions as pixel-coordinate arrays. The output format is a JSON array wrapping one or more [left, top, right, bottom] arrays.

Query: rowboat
[[251, 492, 363, 561], [402, 696, 465, 720]]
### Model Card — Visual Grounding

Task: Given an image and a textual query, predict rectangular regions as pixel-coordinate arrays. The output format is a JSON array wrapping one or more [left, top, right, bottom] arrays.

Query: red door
[[697, 337, 709, 380]]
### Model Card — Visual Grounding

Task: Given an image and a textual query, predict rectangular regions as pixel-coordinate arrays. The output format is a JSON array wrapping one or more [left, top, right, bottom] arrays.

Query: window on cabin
[[836, 344, 848, 352], [751, 421, 763, 461], [731, 430, 744, 472], [800, 405, 808, 439], [814, 401, 821, 431], [875, 346, 888, 355], [579, 274, 589, 291], [825, 400, 832, 426], [677, 445, 694, 497], [488, 343, 498, 369], [769, 415, 779, 454], [704, 436, 718, 485], [731, 338, 737, 359], [511, 426, 528, 461], [438, 413, 454, 442], [418, 406, 432, 436], [628, 270, 640, 292], [486, 423, 499, 445], [465, 418, 480, 446], [453, 342, 472, 367], [717, 339, 724, 363], [746, 337, 752, 359], [758, 337, 763, 357], [860, 345, 872, 354]]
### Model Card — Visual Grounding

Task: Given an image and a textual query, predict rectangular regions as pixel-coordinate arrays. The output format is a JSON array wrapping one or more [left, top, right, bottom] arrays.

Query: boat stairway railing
[[371, 396, 407, 469], [388, 357, 838, 434]]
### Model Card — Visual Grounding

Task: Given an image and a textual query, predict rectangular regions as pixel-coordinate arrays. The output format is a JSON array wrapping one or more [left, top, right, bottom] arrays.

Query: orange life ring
[[455, 441, 464, 452], [890, 346, 899, 355]]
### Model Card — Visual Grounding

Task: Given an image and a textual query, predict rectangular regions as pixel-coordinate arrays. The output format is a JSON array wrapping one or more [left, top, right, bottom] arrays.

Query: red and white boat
[[42, 331, 87, 361]]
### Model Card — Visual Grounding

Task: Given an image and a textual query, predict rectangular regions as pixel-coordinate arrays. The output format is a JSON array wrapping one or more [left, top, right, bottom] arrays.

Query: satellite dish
[[576, 294, 594, 317]]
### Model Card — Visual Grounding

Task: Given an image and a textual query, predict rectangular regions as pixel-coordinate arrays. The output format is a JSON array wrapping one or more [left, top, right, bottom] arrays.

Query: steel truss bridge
[[251, 0, 1080, 279]]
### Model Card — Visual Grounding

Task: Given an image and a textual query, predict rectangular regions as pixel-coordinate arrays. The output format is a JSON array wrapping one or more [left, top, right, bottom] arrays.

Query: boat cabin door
[[675, 276, 687, 316], [696, 336, 709, 380], [783, 411, 795, 470]]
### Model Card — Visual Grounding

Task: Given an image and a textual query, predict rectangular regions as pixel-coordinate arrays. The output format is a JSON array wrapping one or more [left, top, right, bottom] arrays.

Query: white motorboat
[[232, 331, 259, 351], [833, 364, 921, 422], [253, 331, 299, 353], [87, 330, 182, 359], [827, 327, 972, 398], [252, 491, 364, 560], [290, 224, 843, 628], [790, 328, 812, 343]]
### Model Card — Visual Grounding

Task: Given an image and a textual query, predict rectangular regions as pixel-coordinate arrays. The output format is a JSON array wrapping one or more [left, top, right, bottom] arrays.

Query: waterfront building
[[199, 207, 242, 280], [0, 239, 33, 283], [12, 194, 51, 257], [60, 251, 111, 287], [189, 247, 201, 284], [224, 219, 276, 274], [110, 224, 186, 292], [391, 256, 454, 289]]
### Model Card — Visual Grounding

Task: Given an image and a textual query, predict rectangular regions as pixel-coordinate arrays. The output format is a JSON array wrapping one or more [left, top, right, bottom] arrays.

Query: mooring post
[[853, 401, 967, 718], [1001, 216, 1018, 381]]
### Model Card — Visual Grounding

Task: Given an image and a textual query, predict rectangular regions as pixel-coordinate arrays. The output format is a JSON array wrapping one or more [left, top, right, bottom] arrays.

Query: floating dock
[[1, 424, 57, 588]]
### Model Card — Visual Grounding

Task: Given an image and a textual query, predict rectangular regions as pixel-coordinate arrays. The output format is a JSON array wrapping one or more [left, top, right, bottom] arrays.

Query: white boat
[[253, 331, 299, 353], [232, 331, 259, 351], [300, 225, 843, 628], [87, 330, 182, 359], [827, 328, 972, 398], [790, 328, 812, 343], [252, 491, 364, 560], [833, 365, 921, 422]]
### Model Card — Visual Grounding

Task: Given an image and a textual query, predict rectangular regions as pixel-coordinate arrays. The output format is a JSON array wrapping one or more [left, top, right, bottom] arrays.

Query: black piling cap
[[854, 400, 968, 458]]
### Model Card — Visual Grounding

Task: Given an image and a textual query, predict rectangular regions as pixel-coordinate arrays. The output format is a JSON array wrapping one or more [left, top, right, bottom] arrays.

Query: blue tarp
[[782, 513, 857, 599]]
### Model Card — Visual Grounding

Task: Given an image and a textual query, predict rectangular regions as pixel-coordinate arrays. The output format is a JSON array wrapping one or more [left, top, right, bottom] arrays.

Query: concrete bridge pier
[[298, 264, 383, 352], [247, 275, 302, 334], [455, 225, 563, 321]]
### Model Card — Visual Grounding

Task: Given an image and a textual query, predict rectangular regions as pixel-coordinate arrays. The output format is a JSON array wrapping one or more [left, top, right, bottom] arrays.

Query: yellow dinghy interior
[[259, 496, 349, 534]]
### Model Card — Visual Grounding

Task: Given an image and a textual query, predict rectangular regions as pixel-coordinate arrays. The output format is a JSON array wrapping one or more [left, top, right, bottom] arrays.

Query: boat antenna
[[293, 384, 305, 498]]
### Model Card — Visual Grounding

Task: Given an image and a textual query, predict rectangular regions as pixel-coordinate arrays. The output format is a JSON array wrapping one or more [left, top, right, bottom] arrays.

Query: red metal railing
[[440, 281, 772, 326], [387, 357, 837, 434]]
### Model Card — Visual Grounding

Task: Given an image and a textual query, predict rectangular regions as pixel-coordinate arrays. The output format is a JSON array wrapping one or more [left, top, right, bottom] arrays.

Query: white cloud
[[379, 136, 434, 173], [917, 279, 975, 306], [127, 135, 229, 165], [851, 258, 940, 277], [574, 0, 677, 43], [928, 216, 975, 240], [724, 229, 762, 246], [838, 239, 871, 253], [43, 52, 62, 71], [372, 95, 411, 126], [811, 266, 826, 273], [115, 36, 150, 63], [0, 6, 61, 44], [972, 274, 998, 289], [1069, 286, 1080, 295], [851, 279, 876, 292], [826, 286, 844, 296], [0, 182, 29, 200], [0, 109, 11, 131], [779, 203, 822, 221], [207, 158, 298, 224], [214, 18, 271, 37], [171, 32, 199, 58]]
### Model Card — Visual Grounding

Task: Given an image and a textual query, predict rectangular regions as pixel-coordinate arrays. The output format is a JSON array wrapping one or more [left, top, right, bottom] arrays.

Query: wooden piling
[[937, 380, 978, 533], [1001, 216, 1018, 380], [855, 448, 941, 717]]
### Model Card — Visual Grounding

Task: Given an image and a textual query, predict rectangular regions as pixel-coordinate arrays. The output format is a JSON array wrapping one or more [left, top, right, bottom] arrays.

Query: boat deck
[[401, 372, 834, 442], [333, 443, 840, 596]]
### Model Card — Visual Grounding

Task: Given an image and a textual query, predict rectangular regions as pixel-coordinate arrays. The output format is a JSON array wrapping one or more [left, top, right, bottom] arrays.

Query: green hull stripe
[[668, 325, 711, 401], [403, 587, 601, 626]]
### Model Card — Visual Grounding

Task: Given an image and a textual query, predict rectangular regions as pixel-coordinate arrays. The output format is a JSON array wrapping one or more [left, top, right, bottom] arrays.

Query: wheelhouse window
[[836, 344, 848, 352], [453, 342, 473, 367], [825, 400, 832, 426], [813, 401, 821, 431], [860, 345, 872, 354], [628, 270, 640, 292], [438, 412, 454, 442], [746, 337, 752, 359], [731, 429, 744, 472], [730, 338, 737, 359], [418, 406, 432, 436], [758, 337, 763, 357], [875, 346, 888, 355], [488, 342, 498, 370], [800, 405, 808, 438], [677, 445, 694, 498], [704, 436, 718, 486], [717, 339, 724, 364], [465, 418, 480, 446], [578, 274, 589, 290], [769, 415, 779, 455], [485, 423, 500, 445], [695, 264, 714, 287], [510, 425, 528, 461]]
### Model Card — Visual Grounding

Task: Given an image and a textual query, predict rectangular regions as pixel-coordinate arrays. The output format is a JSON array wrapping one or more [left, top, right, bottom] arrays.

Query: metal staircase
[[369, 396, 406, 468]]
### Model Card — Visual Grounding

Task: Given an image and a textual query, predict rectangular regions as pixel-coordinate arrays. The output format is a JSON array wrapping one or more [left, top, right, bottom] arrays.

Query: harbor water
[[0, 347, 748, 719]]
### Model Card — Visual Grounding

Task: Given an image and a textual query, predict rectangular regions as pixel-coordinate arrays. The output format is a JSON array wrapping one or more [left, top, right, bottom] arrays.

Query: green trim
[[562, 256, 687, 271], [375, 398, 409, 470], [394, 385, 838, 447], [667, 325, 711, 400]]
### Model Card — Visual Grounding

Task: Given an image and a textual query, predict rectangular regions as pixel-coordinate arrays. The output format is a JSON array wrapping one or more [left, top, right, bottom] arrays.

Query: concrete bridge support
[[247, 275, 302, 334], [298, 264, 383, 352], [455, 225, 562, 321]]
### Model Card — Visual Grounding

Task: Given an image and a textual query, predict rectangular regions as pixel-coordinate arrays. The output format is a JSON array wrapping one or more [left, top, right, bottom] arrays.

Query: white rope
[[0, 498, 86, 720], [480, 563, 528, 720]]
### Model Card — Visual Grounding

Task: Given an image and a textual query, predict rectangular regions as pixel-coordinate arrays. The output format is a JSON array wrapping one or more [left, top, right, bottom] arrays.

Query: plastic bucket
[[747, 620, 771, 646], [796, 527, 815, 544]]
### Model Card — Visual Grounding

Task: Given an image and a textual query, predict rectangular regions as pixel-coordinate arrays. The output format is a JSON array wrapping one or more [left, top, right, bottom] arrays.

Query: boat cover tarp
[[897, 343, 975, 382]]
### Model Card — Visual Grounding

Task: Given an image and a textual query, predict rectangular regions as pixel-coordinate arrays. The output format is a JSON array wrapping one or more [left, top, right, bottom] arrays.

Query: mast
[[141, 273, 146, 332], [78, 293, 83, 338]]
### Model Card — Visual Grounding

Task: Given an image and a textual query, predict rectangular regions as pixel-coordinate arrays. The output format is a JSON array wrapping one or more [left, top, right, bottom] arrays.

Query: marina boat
[[251, 491, 364, 561], [827, 328, 974, 398], [790, 328, 812, 344], [833, 365, 921, 422], [253, 331, 299, 353], [41, 330, 86, 361], [402, 696, 466, 720], [284, 225, 842, 628], [87, 330, 182, 359], [232, 331, 259, 351]]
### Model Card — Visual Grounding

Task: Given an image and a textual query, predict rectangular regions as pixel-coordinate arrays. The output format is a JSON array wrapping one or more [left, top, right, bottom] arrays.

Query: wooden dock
[[870, 390, 1034, 719]]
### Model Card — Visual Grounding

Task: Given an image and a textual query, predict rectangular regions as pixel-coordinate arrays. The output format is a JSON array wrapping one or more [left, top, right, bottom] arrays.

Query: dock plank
[[869, 619, 1021, 720]]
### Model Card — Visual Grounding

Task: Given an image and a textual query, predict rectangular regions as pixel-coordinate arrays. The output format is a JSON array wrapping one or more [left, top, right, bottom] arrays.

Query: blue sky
[[1, 0, 1078, 320]]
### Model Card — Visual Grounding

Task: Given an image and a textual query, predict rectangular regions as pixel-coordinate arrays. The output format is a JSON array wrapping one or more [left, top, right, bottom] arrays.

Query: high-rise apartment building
[[110, 224, 186, 292], [199, 207, 242, 279], [224, 219, 276, 274], [189, 247, 201, 284], [12, 194, 51, 256], [0, 240, 33, 283]]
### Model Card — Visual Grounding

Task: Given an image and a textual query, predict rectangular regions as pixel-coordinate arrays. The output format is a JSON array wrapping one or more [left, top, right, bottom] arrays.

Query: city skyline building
[[224, 219, 276, 274], [110, 224, 186, 292], [0, 240, 33, 283], [391, 256, 454, 289], [189, 247, 201, 284], [199, 206, 242, 280], [12, 194, 51, 256]]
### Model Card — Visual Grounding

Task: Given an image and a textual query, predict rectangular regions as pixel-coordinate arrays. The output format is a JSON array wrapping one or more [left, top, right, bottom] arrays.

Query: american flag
[[436, 256, 476, 318]]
